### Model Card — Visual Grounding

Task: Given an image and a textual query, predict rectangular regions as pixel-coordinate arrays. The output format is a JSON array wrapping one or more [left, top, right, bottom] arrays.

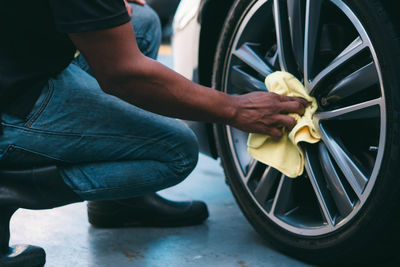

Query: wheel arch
[[197, 0, 236, 159]]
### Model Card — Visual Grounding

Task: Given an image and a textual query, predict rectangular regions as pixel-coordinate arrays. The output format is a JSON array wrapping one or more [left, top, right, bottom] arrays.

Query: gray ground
[[10, 155, 312, 267]]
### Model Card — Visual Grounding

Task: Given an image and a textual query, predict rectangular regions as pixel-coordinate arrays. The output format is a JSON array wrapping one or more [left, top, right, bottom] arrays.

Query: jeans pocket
[[25, 80, 54, 127], [0, 144, 66, 169]]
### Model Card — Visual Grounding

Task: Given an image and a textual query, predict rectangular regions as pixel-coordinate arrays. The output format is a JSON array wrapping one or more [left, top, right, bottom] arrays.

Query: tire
[[212, 0, 400, 264]]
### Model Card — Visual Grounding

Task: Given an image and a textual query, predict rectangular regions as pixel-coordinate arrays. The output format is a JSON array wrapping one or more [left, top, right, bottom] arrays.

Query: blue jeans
[[0, 4, 199, 201]]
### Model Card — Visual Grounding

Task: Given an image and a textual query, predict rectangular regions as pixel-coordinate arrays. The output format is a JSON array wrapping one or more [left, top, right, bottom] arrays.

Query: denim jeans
[[0, 4, 199, 201]]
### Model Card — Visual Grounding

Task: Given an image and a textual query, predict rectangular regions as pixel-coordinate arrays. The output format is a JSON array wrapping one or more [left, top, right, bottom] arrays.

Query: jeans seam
[[3, 123, 189, 172], [71, 178, 163, 194], [10, 144, 73, 164], [3, 123, 167, 140], [3, 123, 184, 149], [25, 80, 54, 127]]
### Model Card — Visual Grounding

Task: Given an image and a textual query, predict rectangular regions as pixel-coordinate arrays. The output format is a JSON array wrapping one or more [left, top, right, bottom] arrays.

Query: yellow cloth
[[247, 72, 321, 178]]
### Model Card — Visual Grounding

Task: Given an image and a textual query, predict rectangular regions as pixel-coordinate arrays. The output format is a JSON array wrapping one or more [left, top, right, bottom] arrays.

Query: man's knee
[[168, 125, 199, 185], [179, 127, 199, 175], [130, 4, 162, 59]]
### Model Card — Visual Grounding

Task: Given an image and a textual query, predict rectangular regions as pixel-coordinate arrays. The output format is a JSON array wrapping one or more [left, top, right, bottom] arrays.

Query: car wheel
[[212, 0, 400, 264]]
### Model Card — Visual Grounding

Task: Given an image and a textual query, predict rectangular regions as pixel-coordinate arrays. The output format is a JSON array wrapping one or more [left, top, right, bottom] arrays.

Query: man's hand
[[124, 0, 146, 17], [127, 0, 146, 6], [124, 0, 133, 16], [230, 92, 309, 137]]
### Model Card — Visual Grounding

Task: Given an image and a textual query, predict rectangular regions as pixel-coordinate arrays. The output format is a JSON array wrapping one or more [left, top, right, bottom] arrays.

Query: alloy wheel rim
[[223, 0, 386, 236]]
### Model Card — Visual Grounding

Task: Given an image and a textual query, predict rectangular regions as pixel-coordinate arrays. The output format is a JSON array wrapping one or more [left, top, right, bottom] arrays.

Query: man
[[79, 1, 210, 228], [0, 0, 307, 258]]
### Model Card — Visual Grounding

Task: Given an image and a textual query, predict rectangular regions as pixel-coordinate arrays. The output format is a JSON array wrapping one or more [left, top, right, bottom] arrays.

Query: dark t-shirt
[[0, 0, 131, 117]]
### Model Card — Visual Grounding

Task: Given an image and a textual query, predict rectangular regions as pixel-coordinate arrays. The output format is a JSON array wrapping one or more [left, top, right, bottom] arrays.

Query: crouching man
[[0, 0, 307, 265]]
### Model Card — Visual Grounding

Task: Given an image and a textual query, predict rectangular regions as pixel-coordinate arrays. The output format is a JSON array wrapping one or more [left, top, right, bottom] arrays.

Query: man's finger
[[268, 128, 283, 138], [278, 95, 310, 107], [272, 115, 297, 130], [265, 127, 283, 138], [277, 94, 296, 103], [291, 97, 310, 107], [279, 101, 306, 115], [124, 0, 133, 16], [128, 0, 146, 5]]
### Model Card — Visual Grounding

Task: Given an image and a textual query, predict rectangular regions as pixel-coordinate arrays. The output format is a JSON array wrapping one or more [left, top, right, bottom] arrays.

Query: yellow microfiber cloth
[[247, 71, 321, 178]]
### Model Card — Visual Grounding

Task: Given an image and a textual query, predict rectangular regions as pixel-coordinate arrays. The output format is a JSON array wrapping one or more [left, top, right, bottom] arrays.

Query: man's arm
[[69, 22, 307, 137]]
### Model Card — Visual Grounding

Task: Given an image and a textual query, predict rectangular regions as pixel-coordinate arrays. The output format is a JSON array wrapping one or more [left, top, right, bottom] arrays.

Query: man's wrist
[[219, 94, 239, 126]]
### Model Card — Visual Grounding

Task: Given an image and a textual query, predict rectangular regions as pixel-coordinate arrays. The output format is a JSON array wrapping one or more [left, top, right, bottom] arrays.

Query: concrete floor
[[10, 155, 312, 267]]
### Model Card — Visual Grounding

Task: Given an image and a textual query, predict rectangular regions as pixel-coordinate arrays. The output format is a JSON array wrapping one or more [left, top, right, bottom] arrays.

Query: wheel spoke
[[318, 143, 354, 217], [245, 159, 259, 181], [271, 175, 295, 215], [287, 0, 305, 70], [273, 0, 297, 74], [254, 167, 280, 203], [265, 50, 280, 69], [318, 125, 368, 196], [233, 43, 274, 77], [309, 37, 366, 93], [229, 127, 252, 177], [325, 62, 379, 104], [304, 0, 323, 85], [314, 98, 381, 121], [230, 66, 268, 94], [305, 149, 335, 225]]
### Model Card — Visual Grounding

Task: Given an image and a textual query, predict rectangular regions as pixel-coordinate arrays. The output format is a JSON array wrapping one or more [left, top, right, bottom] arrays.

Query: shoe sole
[[87, 209, 209, 228]]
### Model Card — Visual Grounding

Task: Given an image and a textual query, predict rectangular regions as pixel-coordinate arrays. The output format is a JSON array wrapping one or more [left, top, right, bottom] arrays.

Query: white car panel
[[172, 0, 202, 82]]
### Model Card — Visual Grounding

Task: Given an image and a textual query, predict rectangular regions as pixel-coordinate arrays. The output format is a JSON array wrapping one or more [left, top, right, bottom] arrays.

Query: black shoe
[[0, 166, 82, 267], [87, 193, 209, 228]]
